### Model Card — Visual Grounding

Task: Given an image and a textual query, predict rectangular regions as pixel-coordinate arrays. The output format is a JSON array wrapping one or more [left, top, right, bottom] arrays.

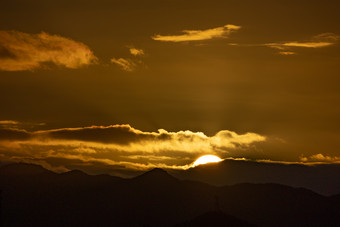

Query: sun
[[192, 155, 223, 167]]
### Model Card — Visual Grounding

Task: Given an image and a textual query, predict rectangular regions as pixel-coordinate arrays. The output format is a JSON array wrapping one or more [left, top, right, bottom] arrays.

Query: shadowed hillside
[[171, 159, 340, 195], [175, 211, 256, 227], [0, 163, 339, 226]]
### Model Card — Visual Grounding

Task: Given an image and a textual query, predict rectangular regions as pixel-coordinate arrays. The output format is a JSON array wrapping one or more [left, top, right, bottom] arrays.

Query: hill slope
[[0, 163, 339, 226]]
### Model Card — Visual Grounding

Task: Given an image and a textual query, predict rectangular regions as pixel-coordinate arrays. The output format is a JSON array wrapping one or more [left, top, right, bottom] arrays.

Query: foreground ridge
[[0, 163, 339, 226]]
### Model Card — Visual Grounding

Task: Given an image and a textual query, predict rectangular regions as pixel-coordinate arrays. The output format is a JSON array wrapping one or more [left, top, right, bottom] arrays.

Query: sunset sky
[[1, 0, 340, 176]]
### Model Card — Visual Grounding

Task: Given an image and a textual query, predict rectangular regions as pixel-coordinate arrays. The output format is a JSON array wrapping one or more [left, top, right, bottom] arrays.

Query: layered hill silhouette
[[0, 163, 340, 226], [171, 159, 340, 195]]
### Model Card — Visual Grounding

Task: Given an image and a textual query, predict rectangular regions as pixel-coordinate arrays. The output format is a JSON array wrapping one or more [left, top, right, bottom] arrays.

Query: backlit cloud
[[300, 154, 340, 163], [0, 30, 98, 71], [152, 24, 241, 42], [0, 124, 265, 174]]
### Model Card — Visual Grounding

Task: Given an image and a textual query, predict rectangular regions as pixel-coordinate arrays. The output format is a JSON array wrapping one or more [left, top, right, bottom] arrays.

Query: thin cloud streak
[[152, 24, 241, 42], [110, 58, 137, 71], [0, 120, 19, 125], [0, 30, 98, 71], [278, 51, 296, 55], [265, 33, 339, 54], [266, 42, 334, 49]]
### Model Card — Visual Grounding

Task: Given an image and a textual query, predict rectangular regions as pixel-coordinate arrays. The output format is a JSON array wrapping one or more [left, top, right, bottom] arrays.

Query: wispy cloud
[[0, 30, 98, 71], [267, 42, 334, 49], [111, 46, 145, 71], [265, 33, 339, 54], [110, 58, 137, 72], [152, 24, 241, 42], [0, 120, 19, 125], [278, 51, 296, 55], [129, 47, 144, 56]]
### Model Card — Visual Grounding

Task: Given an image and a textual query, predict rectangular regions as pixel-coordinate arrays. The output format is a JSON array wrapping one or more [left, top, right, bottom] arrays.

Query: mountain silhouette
[[175, 211, 256, 227], [133, 168, 179, 184], [171, 159, 340, 195], [0, 163, 339, 226], [0, 163, 54, 176]]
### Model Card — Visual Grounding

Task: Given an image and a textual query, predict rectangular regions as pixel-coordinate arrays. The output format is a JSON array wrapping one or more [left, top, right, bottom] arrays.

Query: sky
[[0, 0, 340, 176]]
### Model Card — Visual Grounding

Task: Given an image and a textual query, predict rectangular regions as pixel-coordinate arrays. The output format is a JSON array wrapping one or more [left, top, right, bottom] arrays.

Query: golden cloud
[[0, 124, 265, 173], [265, 33, 339, 54], [267, 42, 334, 49], [152, 24, 241, 42], [129, 47, 144, 56], [0, 30, 98, 71], [278, 51, 296, 55], [110, 58, 137, 72], [300, 153, 340, 163], [0, 120, 19, 125]]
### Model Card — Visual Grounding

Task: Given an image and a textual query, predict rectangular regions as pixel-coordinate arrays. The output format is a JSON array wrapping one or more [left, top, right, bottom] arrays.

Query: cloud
[[152, 24, 241, 42], [110, 58, 137, 72], [265, 33, 339, 54], [300, 154, 340, 163], [0, 128, 31, 141], [0, 124, 266, 174], [111, 47, 145, 71], [129, 47, 144, 56], [36, 124, 165, 145], [278, 51, 296, 55], [267, 42, 334, 49], [34, 124, 265, 150], [0, 120, 19, 125], [0, 30, 98, 71]]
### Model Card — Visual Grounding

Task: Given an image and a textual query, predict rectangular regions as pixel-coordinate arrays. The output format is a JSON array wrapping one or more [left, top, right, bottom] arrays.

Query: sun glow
[[192, 155, 223, 167]]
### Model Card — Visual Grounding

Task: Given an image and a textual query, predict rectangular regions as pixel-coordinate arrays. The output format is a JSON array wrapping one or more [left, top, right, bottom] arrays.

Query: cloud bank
[[0, 124, 265, 174], [152, 24, 241, 42], [0, 30, 98, 71]]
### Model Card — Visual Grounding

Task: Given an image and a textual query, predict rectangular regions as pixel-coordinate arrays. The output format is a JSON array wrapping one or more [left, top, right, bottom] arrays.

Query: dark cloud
[[39, 125, 170, 145], [0, 128, 31, 141], [0, 46, 17, 59]]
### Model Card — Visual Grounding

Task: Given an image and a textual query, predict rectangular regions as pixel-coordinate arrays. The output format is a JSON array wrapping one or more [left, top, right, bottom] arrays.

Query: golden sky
[[0, 0, 340, 175]]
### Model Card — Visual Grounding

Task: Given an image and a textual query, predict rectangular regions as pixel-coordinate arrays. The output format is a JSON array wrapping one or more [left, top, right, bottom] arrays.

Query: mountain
[[0, 163, 54, 176], [171, 159, 340, 195], [133, 167, 179, 184], [175, 211, 256, 227], [0, 163, 339, 226]]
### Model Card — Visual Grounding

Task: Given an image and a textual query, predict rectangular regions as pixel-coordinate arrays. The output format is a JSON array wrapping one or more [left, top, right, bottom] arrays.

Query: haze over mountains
[[0, 163, 340, 226]]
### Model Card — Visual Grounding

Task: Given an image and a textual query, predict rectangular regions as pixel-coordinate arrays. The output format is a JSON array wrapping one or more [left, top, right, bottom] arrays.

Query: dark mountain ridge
[[0, 163, 339, 226], [171, 159, 340, 195]]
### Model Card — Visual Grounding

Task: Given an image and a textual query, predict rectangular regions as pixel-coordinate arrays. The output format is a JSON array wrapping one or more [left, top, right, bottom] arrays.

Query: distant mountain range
[[170, 159, 340, 196], [0, 163, 339, 226]]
